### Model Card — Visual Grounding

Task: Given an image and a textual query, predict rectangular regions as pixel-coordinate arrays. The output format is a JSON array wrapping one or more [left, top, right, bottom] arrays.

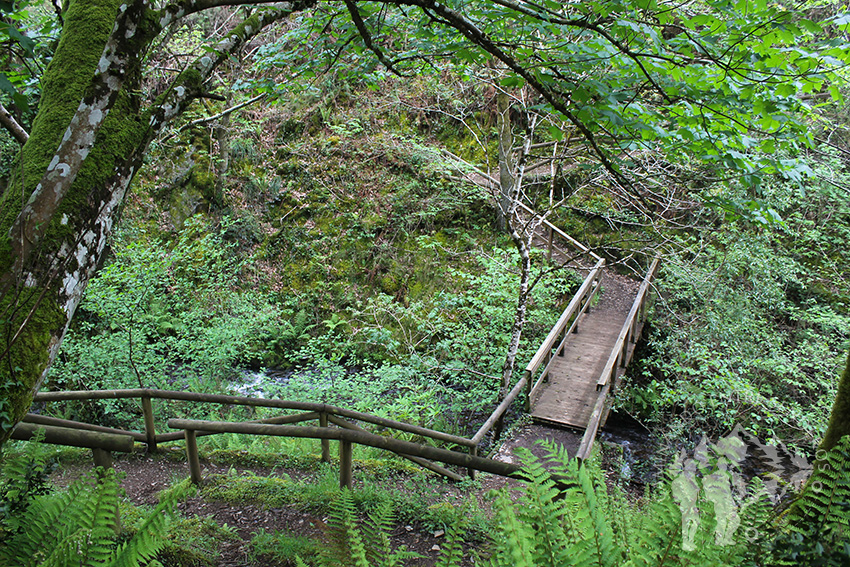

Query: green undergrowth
[[200, 461, 488, 534], [45, 70, 582, 438], [609, 155, 850, 453], [7, 432, 850, 566], [47, 207, 578, 437]]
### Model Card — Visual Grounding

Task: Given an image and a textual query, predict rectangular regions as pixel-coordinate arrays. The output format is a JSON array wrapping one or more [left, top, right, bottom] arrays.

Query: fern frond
[[109, 478, 192, 567], [627, 482, 685, 567], [513, 447, 576, 566], [13, 476, 95, 566], [363, 499, 394, 566], [576, 459, 620, 566], [488, 488, 535, 567], [435, 514, 468, 567], [775, 436, 850, 562]]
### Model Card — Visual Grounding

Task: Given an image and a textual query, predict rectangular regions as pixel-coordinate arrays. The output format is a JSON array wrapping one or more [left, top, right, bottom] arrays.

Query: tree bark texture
[[0, 0, 311, 443], [496, 90, 513, 232], [819, 346, 850, 453]]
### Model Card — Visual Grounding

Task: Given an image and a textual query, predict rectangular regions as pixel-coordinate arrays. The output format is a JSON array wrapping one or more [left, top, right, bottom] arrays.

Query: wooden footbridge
[[14, 205, 658, 484]]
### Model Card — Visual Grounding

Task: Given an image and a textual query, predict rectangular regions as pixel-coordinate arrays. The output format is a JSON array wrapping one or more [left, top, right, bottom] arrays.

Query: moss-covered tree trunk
[[819, 346, 850, 452], [0, 0, 310, 445]]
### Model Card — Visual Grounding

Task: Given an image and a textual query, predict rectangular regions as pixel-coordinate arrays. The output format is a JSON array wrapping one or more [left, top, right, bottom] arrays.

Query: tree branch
[[166, 93, 267, 139], [159, 0, 316, 25], [390, 0, 636, 196], [0, 101, 28, 144], [343, 0, 403, 76]]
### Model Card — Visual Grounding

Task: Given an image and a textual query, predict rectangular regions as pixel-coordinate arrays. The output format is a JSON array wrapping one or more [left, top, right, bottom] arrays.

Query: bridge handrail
[[515, 201, 602, 261], [525, 258, 605, 405], [576, 256, 660, 460], [468, 255, 604, 445]]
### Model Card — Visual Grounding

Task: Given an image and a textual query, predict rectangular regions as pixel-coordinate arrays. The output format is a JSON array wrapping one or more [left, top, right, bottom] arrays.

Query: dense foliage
[[2, 0, 850, 563], [620, 153, 850, 449]]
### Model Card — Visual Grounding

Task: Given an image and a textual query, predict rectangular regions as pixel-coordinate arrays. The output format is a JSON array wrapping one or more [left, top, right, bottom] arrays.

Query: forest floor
[[49, 422, 622, 566]]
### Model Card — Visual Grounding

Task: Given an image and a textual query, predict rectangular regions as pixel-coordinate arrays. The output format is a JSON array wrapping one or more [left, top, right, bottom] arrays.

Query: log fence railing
[[24, 388, 525, 487]]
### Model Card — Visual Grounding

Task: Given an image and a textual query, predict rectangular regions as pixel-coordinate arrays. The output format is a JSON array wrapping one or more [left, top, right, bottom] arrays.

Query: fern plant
[[300, 488, 421, 567], [482, 441, 772, 567], [0, 433, 58, 539], [769, 436, 850, 565], [0, 463, 191, 567]]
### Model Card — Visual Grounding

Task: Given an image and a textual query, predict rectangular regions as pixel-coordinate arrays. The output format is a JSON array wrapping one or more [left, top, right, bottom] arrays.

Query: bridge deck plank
[[530, 279, 634, 429]]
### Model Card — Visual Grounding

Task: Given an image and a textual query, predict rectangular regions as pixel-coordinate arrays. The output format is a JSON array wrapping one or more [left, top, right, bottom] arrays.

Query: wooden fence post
[[141, 395, 157, 453], [319, 412, 330, 463], [92, 447, 113, 470], [339, 440, 353, 489], [468, 446, 477, 480], [185, 430, 202, 485]]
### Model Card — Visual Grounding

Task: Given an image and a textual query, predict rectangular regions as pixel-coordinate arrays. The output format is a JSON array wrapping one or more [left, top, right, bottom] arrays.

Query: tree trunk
[[819, 346, 850, 453], [492, 131, 534, 440], [496, 90, 513, 232], [0, 0, 308, 445], [0, 0, 150, 442]]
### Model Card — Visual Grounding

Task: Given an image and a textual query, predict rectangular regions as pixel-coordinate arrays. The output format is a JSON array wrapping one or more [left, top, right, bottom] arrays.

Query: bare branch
[[0, 102, 28, 144], [344, 0, 403, 76], [167, 93, 267, 139]]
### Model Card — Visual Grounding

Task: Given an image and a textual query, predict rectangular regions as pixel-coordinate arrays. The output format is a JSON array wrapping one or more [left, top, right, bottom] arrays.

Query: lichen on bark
[[0, 0, 126, 274], [0, 0, 310, 447], [0, 0, 143, 443]]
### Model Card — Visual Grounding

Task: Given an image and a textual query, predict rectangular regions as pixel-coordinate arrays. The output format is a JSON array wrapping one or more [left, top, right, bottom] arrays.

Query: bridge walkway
[[529, 271, 638, 428]]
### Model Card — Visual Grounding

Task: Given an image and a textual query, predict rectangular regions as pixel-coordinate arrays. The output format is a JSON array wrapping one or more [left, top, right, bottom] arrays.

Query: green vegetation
[[610, 154, 850, 451], [6, 435, 848, 566], [1, 0, 850, 563], [0, 440, 190, 567]]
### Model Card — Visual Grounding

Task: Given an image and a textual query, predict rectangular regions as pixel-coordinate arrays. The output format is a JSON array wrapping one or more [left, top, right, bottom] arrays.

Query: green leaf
[[500, 76, 525, 88], [0, 72, 16, 95], [548, 125, 564, 141]]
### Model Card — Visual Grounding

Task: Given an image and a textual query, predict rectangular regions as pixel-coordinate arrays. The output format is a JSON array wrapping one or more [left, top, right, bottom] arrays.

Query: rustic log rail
[[28, 388, 512, 486], [11, 421, 135, 469], [168, 419, 521, 486], [576, 257, 660, 460]]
